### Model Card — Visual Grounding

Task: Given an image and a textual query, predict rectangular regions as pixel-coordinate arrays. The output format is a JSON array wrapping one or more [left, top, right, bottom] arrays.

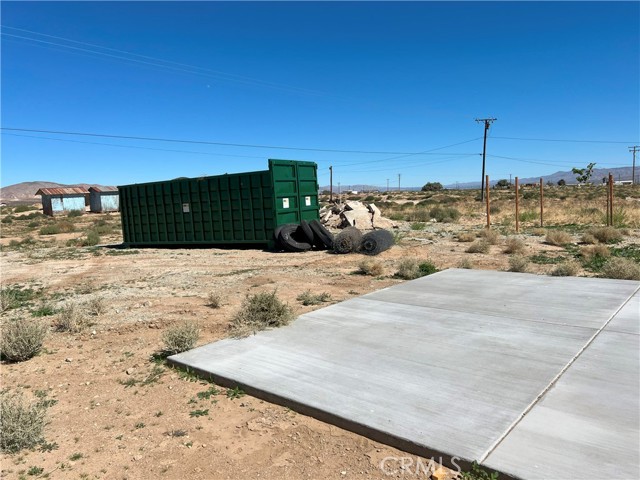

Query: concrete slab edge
[[166, 355, 523, 480]]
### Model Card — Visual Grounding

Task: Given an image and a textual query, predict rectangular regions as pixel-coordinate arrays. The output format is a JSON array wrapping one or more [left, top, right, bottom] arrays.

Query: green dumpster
[[118, 159, 319, 248]]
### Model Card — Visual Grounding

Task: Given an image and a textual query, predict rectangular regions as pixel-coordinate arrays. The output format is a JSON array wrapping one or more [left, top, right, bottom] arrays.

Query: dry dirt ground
[[1, 201, 639, 480]]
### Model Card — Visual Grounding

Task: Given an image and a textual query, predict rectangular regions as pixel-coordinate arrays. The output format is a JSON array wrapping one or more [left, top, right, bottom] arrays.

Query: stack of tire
[[274, 220, 334, 252]]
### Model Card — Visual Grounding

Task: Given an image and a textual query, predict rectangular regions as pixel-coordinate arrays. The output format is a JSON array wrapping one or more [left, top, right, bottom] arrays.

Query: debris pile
[[319, 201, 396, 230]]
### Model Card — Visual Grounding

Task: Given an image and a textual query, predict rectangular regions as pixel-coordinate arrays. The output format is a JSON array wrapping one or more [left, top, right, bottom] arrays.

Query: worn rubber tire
[[278, 224, 312, 252], [299, 220, 315, 245], [309, 220, 334, 250], [273, 223, 296, 250]]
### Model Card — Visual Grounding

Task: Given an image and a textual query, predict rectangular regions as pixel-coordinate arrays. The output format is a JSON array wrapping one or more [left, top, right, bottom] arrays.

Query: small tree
[[557, 179, 566, 186], [572, 162, 596, 186], [421, 182, 443, 192], [495, 179, 509, 189]]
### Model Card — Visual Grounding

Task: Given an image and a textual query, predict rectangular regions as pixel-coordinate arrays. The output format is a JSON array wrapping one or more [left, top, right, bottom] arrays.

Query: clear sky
[[2, 1, 639, 189]]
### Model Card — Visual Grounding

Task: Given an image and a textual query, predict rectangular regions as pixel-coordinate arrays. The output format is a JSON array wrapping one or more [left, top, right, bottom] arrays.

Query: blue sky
[[2, 1, 638, 189]]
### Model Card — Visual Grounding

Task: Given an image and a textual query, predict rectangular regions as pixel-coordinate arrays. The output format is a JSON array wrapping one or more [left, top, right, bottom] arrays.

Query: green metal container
[[118, 159, 319, 248]]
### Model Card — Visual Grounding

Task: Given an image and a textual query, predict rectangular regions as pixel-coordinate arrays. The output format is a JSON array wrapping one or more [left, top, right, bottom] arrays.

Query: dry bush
[[551, 261, 581, 277], [545, 230, 573, 246], [0, 391, 47, 453], [457, 232, 476, 243], [296, 291, 332, 306], [581, 232, 597, 244], [586, 227, 622, 244], [600, 258, 640, 280], [508, 255, 529, 273], [479, 229, 500, 245], [230, 291, 294, 338], [466, 239, 490, 254], [580, 244, 611, 261], [207, 292, 222, 309], [0, 317, 47, 362], [457, 258, 474, 269], [162, 321, 200, 354], [53, 304, 91, 333], [395, 259, 437, 280], [530, 228, 546, 236], [503, 237, 526, 254], [84, 297, 106, 316], [358, 259, 384, 276]]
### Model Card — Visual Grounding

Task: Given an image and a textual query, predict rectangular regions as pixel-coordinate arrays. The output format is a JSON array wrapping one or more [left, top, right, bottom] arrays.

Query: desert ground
[[1, 186, 639, 479]]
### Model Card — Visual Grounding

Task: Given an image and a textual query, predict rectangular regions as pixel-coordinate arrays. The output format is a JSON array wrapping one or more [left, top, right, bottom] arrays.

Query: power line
[[0, 127, 433, 155], [493, 136, 638, 144], [486, 153, 628, 168]]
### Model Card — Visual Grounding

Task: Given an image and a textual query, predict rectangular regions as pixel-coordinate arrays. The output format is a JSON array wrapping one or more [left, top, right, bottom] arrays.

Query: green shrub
[[0, 317, 48, 362], [518, 211, 538, 222], [508, 255, 529, 273], [466, 240, 490, 254], [395, 259, 438, 280], [600, 258, 640, 280], [545, 230, 573, 246], [0, 391, 48, 453], [429, 207, 461, 223], [162, 321, 200, 354], [67, 210, 83, 218], [358, 259, 384, 276], [0, 286, 37, 312], [1, 216, 13, 224], [14, 205, 37, 213], [296, 291, 332, 306], [77, 230, 101, 247], [410, 222, 426, 230], [230, 291, 294, 337], [31, 303, 57, 317], [39, 221, 75, 236]]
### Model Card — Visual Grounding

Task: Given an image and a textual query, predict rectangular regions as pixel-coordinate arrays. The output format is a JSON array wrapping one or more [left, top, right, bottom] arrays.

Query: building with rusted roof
[[89, 186, 119, 213], [36, 187, 89, 216]]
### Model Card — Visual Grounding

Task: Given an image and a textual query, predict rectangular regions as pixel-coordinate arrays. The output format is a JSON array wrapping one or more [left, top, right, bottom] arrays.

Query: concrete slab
[[484, 331, 640, 480], [168, 270, 639, 480], [606, 291, 639, 335]]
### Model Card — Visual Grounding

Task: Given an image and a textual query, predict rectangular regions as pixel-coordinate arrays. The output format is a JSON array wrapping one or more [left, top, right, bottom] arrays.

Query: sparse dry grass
[[479, 229, 500, 245], [580, 244, 611, 261], [551, 260, 581, 277], [586, 226, 622, 244], [503, 237, 526, 254], [53, 303, 92, 333], [545, 230, 573, 246], [358, 259, 384, 276], [507, 255, 529, 273], [600, 258, 640, 280], [457, 232, 476, 243], [162, 321, 200, 354], [395, 259, 438, 280], [207, 292, 222, 309], [466, 239, 490, 254]]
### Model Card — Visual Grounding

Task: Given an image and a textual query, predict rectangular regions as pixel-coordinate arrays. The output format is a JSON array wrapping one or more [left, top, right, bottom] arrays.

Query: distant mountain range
[[0, 181, 109, 203]]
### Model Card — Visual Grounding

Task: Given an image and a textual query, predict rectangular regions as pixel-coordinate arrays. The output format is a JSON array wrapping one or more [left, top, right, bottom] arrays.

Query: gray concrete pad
[[606, 291, 639, 335], [168, 270, 639, 480]]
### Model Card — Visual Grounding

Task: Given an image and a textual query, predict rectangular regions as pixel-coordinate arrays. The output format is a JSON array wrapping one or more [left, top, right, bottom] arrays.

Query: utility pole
[[398, 173, 401, 191], [329, 166, 333, 202], [475, 117, 497, 201], [629, 146, 639, 185]]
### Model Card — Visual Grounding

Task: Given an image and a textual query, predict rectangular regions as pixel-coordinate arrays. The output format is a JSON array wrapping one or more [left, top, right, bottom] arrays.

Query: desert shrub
[[586, 226, 622, 244], [503, 237, 526, 254], [358, 259, 384, 276], [395, 259, 438, 280], [0, 317, 48, 362], [479, 229, 500, 245], [1, 216, 13, 224], [0, 286, 37, 312], [530, 228, 546, 236], [545, 230, 573, 246], [457, 232, 476, 243], [53, 304, 91, 333], [31, 302, 57, 317], [0, 391, 47, 453], [229, 291, 294, 337], [466, 239, 490, 254], [581, 232, 597, 244], [489, 205, 501, 214], [580, 244, 611, 261], [162, 321, 200, 354], [296, 290, 331, 306], [39, 221, 75, 236], [410, 222, 425, 231], [518, 211, 538, 222], [429, 207, 461, 223], [76, 230, 101, 247], [207, 292, 222, 309], [84, 297, 106, 316], [508, 255, 529, 273], [600, 258, 640, 280], [457, 258, 474, 269], [27, 221, 39, 228], [67, 210, 83, 218], [14, 205, 36, 213], [551, 261, 581, 277]]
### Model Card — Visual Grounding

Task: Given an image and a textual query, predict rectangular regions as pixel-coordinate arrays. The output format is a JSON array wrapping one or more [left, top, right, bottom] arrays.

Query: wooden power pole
[[475, 117, 497, 201]]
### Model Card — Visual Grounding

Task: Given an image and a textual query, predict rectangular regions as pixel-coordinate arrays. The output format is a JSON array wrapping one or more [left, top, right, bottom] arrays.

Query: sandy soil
[[1, 213, 638, 480]]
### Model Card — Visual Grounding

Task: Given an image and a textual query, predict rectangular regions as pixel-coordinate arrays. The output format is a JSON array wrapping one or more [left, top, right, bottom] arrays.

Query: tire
[[278, 224, 312, 252], [309, 220, 334, 250], [360, 229, 394, 255], [273, 223, 296, 250], [299, 220, 315, 245]]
